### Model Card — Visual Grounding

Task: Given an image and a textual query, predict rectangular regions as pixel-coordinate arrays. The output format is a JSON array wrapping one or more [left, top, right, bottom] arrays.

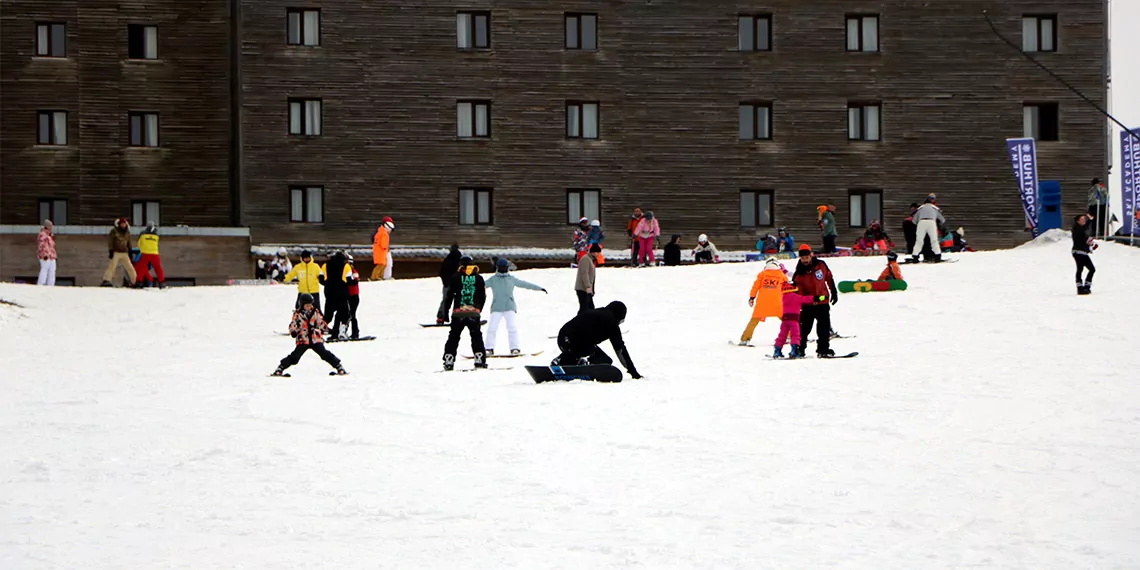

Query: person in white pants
[[483, 258, 546, 355], [36, 219, 57, 286], [910, 196, 945, 261]]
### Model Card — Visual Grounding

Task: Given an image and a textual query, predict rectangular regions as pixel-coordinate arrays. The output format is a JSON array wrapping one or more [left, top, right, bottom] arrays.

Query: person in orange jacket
[[371, 216, 394, 280], [877, 251, 904, 281], [738, 257, 787, 346]]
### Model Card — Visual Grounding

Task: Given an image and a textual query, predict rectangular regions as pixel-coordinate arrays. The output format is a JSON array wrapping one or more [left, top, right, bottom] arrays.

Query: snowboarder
[[663, 234, 683, 266], [626, 207, 644, 266], [575, 244, 600, 314], [910, 196, 945, 262], [484, 257, 547, 355], [773, 283, 813, 359], [101, 218, 137, 287], [436, 243, 462, 324], [1072, 214, 1097, 295], [371, 216, 394, 280], [36, 219, 56, 286], [739, 257, 786, 345], [633, 211, 661, 266], [133, 222, 166, 288], [319, 251, 353, 340], [878, 251, 904, 281], [902, 203, 919, 254], [442, 255, 488, 370], [284, 250, 323, 309], [792, 245, 838, 358], [346, 255, 361, 339], [272, 293, 346, 376], [692, 234, 720, 263], [551, 301, 642, 379]]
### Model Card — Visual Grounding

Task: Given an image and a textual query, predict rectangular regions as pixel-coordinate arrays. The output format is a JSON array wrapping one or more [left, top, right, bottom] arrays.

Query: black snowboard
[[820, 352, 859, 359], [525, 364, 623, 383], [421, 321, 487, 328]]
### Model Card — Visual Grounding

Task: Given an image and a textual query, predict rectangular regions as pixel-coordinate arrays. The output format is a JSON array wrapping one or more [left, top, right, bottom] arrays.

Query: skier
[[633, 211, 660, 266], [101, 218, 137, 287], [371, 216, 394, 280], [272, 293, 346, 376], [739, 257, 786, 345], [663, 234, 683, 266], [902, 203, 919, 254], [442, 255, 488, 371], [773, 283, 813, 359], [133, 222, 166, 288], [484, 257, 547, 355], [792, 245, 838, 358], [269, 248, 293, 282], [36, 219, 56, 286], [319, 251, 353, 340], [575, 244, 600, 314], [626, 207, 644, 266], [572, 217, 591, 261], [551, 300, 642, 379], [910, 196, 945, 262], [877, 251, 904, 281], [692, 234, 720, 263], [1072, 214, 1097, 295], [436, 243, 463, 324], [284, 250, 323, 309], [346, 255, 361, 339]]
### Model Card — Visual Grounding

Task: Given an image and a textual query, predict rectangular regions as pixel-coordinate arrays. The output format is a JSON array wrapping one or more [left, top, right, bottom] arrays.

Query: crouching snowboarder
[[272, 293, 347, 376], [551, 301, 642, 379]]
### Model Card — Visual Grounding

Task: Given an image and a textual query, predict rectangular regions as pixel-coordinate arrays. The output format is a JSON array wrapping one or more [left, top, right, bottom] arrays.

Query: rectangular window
[[740, 190, 774, 227], [127, 24, 159, 59], [131, 201, 161, 226], [457, 100, 491, 138], [35, 23, 67, 57], [849, 190, 882, 228], [289, 186, 324, 223], [566, 102, 599, 139], [459, 188, 493, 225], [738, 15, 771, 51], [1022, 15, 1057, 52], [287, 9, 321, 46], [739, 103, 772, 140], [1023, 103, 1059, 141], [567, 189, 601, 224], [288, 99, 322, 136], [129, 112, 160, 147], [845, 15, 879, 52], [37, 111, 68, 145], [38, 199, 68, 225], [457, 11, 490, 49], [565, 13, 597, 50], [847, 102, 881, 141]]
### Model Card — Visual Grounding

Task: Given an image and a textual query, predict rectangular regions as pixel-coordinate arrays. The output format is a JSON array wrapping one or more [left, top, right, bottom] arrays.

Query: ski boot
[[510, 349, 521, 356], [772, 346, 784, 359], [443, 354, 455, 371], [473, 352, 488, 369], [271, 366, 287, 377], [436, 318, 445, 325], [331, 365, 347, 376], [829, 328, 840, 340], [1077, 281, 1091, 295], [486, 349, 494, 356], [818, 348, 836, 358], [789, 345, 802, 359]]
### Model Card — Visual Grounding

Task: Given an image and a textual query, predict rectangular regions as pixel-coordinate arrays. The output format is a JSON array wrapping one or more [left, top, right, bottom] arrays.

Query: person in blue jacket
[[776, 227, 796, 253], [484, 258, 547, 355]]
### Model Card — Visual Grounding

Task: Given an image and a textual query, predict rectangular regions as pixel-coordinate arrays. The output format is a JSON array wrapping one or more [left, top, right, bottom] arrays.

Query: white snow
[[2, 239, 1140, 569]]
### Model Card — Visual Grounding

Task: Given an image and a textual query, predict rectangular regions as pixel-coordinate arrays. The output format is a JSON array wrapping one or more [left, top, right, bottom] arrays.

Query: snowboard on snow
[[421, 321, 487, 328], [838, 280, 907, 293], [765, 352, 859, 360], [435, 366, 515, 373], [463, 351, 544, 359], [902, 258, 957, 264], [525, 364, 623, 383]]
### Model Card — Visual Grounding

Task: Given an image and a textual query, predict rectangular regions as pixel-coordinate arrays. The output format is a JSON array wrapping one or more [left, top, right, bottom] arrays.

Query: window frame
[[128, 112, 161, 147], [847, 102, 882, 142], [35, 22, 67, 57], [566, 189, 601, 225], [739, 102, 773, 140], [739, 190, 775, 228], [456, 11, 491, 50], [848, 189, 883, 228], [1023, 102, 1060, 141], [289, 186, 325, 223], [127, 24, 159, 60], [565, 13, 598, 50], [288, 98, 323, 136], [37, 110, 68, 146], [845, 14, 880, 52], [738, 14, 772, 52], [287, 8, 321, 46], [131, 200, 162, 227], [1022, 14, 1057, 53], [456, 100, 492, 138], [458, 187, 494, 226], [566, 101, 600, 139], [38, 198, 68, 225]]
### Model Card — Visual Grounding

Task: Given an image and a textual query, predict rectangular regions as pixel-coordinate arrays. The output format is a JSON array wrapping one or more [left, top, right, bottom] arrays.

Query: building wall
[[0, 0, 233, 227]]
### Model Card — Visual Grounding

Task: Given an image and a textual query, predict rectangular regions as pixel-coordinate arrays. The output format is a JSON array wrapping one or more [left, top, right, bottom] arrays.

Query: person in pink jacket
[[633, 210, 661, 266], [773, 282, 813, 359], [37, 219, 57, 286]]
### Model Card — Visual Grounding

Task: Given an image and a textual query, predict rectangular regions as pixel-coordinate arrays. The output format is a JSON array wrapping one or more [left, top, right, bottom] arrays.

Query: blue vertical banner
[[1121, 129, 1140, 236], [1007, 137, 1039, 234]]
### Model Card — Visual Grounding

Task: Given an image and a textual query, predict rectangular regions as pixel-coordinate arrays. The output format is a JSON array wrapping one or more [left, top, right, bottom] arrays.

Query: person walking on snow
[[626, 207, 644, 266], [133, 222, 166, 288], [910, 196, 945, 262], [36, 220, 57, 286], [818, 204, 838, 254], [285, 250, 323, 309], [371, 216, 394, 280], [102, 218, 137, 287], [319, 251, 353, 340], [692, 234, 720, 263], [773, 283, 814, 359], [1072, 214, 1097, 295], [442, 256, 488, 371], [575, 244, 600, 314], [346, 255, 362, 339], [792, 244, 838, 358], [634, 211, 661, 266], [484, 257, 547, 355], [272, 293, 346, 376], [739, 257, 786, 345], [436, 244, 463, 324], [551, 301, 642, 378], [878, 251, 904, 281]]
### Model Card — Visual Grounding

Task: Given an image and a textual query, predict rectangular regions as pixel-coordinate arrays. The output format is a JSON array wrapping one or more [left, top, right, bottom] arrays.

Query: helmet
[[606, 301, 627, 324], [698, 233, 708, 243], [277, 247, 287, 257], [145, 221, 157, 232], [496, 258, 510, 269], [764, 257, 780, 269], [346, 254, 354, 263], [299, 293, 315, 306], [459, 255, 473, 265], [590, 219, 600, 227], [886, 250, 898, 261], [778, 227, 787, 234]]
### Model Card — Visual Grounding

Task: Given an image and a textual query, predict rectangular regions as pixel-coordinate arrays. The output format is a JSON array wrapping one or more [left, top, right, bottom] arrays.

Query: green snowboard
[[837, 280, 908, 293]]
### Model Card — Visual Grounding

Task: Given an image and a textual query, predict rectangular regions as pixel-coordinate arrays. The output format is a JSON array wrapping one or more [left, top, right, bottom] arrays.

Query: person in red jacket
[[791, 244, 838, 358]]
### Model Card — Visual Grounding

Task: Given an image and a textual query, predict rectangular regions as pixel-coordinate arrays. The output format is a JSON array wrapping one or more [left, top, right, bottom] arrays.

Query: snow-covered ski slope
[[2, 235, 1139, 569]]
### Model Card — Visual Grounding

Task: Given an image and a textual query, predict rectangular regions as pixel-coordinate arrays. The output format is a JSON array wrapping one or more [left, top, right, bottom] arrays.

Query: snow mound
[[1017, 228, 1070, 248]]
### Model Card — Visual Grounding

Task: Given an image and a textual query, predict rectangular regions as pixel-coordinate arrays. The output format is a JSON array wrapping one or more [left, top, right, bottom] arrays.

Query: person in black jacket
[[436, 244, 462, 324], [319, 251, 351, 340], [902, 203, 919, 255], [1072, 214, 1097, 295], [551, 301, 642, 378], [443, 256, 488, 370], [663, 234, 682, 266]]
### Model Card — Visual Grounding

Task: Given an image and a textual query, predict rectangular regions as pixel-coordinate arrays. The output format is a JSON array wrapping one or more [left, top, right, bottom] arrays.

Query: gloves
[[830, 294, 838, 306], [290, 331, 299, 338], [541, 288, 548, 294], [748, 297, 755, 307], [108, 251, 114, 259]]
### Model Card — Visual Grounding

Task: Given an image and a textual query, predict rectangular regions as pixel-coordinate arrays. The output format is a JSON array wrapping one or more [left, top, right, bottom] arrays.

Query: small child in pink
[[773, 283, 813, 358]]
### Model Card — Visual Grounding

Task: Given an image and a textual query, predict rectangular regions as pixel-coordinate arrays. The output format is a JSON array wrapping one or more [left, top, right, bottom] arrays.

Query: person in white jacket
[[691, 233, 720, 263], [910, 196, 945, 262]]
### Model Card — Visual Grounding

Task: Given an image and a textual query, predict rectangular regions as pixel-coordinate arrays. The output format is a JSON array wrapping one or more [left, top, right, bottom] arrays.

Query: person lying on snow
[[877, 251, 904, 281], [551, 301, 642, 379], [273, 293, 346, 376]]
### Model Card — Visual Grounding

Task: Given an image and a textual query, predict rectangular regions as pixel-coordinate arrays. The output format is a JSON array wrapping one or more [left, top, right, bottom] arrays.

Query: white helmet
[[277, 247, 287, 257], [764, 257, 781, 269], [698, 233, 708, 243], [591, 219, 600, 227]]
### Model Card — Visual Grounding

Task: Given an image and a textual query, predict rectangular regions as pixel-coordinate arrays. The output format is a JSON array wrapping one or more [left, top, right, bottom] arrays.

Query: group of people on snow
[[739, 244, 840, 359], [33, 217, 168, 288]]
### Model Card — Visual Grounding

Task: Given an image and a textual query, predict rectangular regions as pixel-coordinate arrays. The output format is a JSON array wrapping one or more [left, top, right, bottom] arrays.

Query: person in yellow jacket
[[284, 250, 324, 309], [371, 216, 394, 280], [133, 222, 166, 288], [737, 257, 787, 345]]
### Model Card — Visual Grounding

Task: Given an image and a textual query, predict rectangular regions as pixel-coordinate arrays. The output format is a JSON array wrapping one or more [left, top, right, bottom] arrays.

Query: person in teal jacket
[[484, 258, 546, 355]]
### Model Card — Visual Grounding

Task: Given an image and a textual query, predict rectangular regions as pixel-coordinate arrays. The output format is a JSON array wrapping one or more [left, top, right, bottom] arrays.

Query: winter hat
[[579, 217, 589, 225], [589, 244, 602, 253], [777, 227, 787, 234], [496, 258, 510, 270], [591, 219, 600, 227], [299, 293, 314, 306], [449, 243, 460, 253], [817, 205, 828, 213], [382, 216, 394, 230], [346, 254, 354, 263], [925, 194, 937, 203], [606, 301, 628, 323], [43, 219, 53, 230], [645, 211, 654, 220], [146, 221, 157, 233], [764, 257, 781, 269], [798, 244, 812, 253], [459, 255, 473, 265], [698, 233, 708, 243], [277, 247, 287, 257], [886, 250, 898, 261], [301, 249, 313, 259]]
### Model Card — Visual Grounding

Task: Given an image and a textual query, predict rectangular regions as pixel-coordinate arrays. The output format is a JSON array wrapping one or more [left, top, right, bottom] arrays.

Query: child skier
[[443, 256, 488, 370], [484, 258, 547, 355], [272, 293, 346, 376], [877, 251, 904, 281], [773, 283, 813, 359], [739, 257, 785, 345]]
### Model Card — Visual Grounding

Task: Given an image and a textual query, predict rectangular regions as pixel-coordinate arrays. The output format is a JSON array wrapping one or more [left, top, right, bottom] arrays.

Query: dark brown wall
[[0, 0, 233, 227]]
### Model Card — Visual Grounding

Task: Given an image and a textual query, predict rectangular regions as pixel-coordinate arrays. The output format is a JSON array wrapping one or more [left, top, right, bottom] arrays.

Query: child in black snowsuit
[[273, 293, 346, 376]]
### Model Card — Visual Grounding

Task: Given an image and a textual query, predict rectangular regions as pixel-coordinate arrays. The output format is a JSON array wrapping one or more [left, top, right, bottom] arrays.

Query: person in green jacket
[[818, 203, 838, 253], [484, 258, 546, 355]]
